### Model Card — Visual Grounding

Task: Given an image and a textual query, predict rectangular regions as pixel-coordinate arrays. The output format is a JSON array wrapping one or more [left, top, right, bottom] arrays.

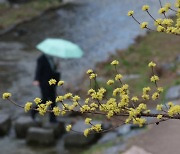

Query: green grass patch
[[0, 0, 62, 29]]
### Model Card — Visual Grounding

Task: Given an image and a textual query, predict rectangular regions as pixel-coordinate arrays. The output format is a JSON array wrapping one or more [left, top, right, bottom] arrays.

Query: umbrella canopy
[[36, 38, 83, 58]]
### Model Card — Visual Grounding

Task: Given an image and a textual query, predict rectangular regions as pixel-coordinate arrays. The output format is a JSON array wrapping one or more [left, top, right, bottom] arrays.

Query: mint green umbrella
[[36, 38, 83, 58]]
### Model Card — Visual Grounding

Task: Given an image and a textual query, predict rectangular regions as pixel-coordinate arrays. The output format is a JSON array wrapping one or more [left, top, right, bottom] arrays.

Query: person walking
[[32, 53, 60, 123]]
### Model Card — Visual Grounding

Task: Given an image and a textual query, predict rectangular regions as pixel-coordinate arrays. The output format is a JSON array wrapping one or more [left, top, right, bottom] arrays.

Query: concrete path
[[126, 99, 180, 154]]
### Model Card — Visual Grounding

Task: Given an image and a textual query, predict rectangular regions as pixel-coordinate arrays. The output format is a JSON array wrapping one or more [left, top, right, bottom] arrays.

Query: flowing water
[[0, 0, 176, 153]]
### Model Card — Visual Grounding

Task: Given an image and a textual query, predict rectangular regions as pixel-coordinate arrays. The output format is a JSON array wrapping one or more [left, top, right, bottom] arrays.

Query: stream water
[[0, 0, 176, 153]]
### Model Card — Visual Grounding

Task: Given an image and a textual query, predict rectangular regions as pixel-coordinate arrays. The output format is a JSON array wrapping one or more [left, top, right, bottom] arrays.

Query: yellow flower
[[152, 92, 160, 100], [148, 61, 156, 67], [34, 97, 42, 104], [158, 8, 166, 14], [46, 101, 52, 106], [48, 79, 57, 85], [66, 125, 72, 132], [131, 96, 139, 102], [85, 98, 90, 104], [140, 22, 148, 29], [157, 25, 165, 32], [37, 104, 47, 116], [24, 102, 32, 112], [168, 102, 174, 107], [157, 114, 163, 119], [107, 79, 114, 85], [156, 104, 163, 111], [85, 118, 92, 124], [143, 87, 151, 93], [157, 87, 164, 93], [127, 10, 134, 16], [86, 69, 93, 74], [64, 93, 73, 99], [89, 73, 97, 79], [58, 80, 64, 86], [115, 74, 123, 81], [53, 106, 61, 116], [111, 60, 119, 65], [142, 5, 149, 11], [91, 124, 102, 132], [61, 110, 66, 116], [73, 95, 80, 102], [142, 94, 150, 100], [2, 92, 11, 99], [165, 3, 171, 10], [133, 118, 146, 127], [150, 75, 159, 82], [84, 128, 91, 137], [56, 96, 64, 102], [88, 89, 95, 95], [162, 19, 173, 26]]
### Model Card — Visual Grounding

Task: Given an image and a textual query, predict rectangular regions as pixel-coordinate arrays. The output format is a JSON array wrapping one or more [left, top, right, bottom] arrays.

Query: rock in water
[[0, 114, 11, 136], [166, 85, 180, 101], [26, 127, 55, 146], [15, 116, 41, 138], [64, 120, 101, 147], [43, 121, 65, 138]]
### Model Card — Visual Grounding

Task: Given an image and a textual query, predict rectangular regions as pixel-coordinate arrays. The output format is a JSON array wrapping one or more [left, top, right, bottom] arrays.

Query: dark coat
[[35, 54, 56, 88], [34, 54, 57, 102]]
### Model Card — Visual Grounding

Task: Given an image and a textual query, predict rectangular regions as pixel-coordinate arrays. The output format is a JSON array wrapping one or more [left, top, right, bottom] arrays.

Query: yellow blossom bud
[[85, 118, 92, 124], [142, 5, 149, 11], [159, 8, 166, 14], [148, 61, 156, 67], [150, 75, 159, 82], [2, 92, 12, 99], [73, 95, 80, 102], [46, 101, 52, 106], [66, 125, 72, 132], [84, 128, 91, 137], [53, 106, 61, 116], [107, 79, 114, 85], [156, 104, 163, 111], [115, 74, 123, 81], [48, 79, 57, 85], [111, 60, 119, 65], [131, 96, 139, 102], [152, 92, 160, 100], [89, 73, 97, 79], [34, 97, 42, 104], [127, 10, 134, 16], [140, 22, 148, 29], [157, 114, 163, 119], [56, 96, 64, 102], [86, 69, 93, 74], [24, 102, 32, 112], [157, 87, 164, 93], [58, 80, 64, 86], [64, 93, 73, 99]]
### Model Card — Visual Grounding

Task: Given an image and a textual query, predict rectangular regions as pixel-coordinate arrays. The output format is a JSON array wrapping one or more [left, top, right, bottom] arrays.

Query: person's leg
[[49, 87, 57, 123]]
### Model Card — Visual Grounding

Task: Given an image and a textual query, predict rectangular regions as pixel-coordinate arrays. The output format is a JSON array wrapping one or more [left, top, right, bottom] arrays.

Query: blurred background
[[0, 0, 180, 154]]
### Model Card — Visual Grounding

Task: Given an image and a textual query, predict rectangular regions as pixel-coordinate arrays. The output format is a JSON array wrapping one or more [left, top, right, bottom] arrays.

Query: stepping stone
[[123, 146, 152, 154], [15, 116, 41, 138], [0, 114, 11, 136], [98, 132, 117, 144], [26, 127, 55, 146], [166, 85, 180, 101], [43, 121, 65, 138], [64, 120, 101, 147]]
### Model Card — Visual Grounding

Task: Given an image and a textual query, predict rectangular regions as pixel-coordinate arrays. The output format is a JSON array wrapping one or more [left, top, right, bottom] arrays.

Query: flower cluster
[[127, 0, 180, 35], [2, 60, 179, 137]]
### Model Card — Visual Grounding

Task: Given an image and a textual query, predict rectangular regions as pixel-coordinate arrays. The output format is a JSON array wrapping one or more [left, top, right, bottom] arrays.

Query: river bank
[[0, 0, 64, 35]]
